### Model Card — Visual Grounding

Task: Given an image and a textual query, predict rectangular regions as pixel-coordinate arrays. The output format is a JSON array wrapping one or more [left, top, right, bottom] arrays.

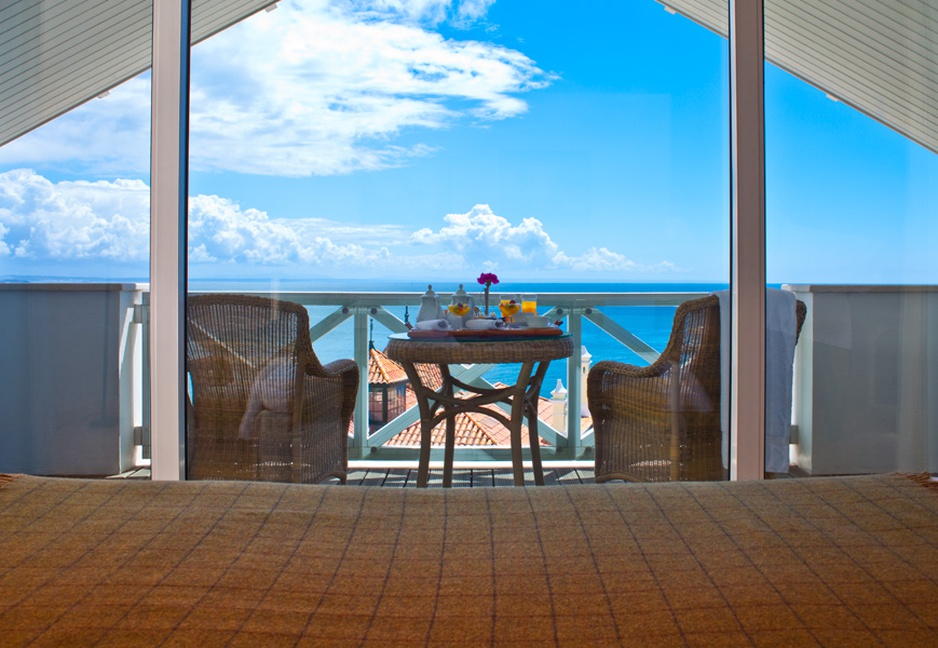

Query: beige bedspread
[[1, 473, 937, 646]]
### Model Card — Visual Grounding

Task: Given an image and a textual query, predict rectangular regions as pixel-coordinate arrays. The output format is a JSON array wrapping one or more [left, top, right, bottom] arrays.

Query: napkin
[[414, 319, 451, 331], [465, 319, 506, 330]]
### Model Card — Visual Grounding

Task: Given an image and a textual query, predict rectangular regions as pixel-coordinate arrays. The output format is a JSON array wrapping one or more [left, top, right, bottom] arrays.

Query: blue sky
[[0, 0, 934, 285]]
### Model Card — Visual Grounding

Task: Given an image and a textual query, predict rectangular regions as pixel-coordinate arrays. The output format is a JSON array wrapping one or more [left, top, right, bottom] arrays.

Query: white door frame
[[147, 0, 770, 481], [149, 0, 190, 480], [729, 0, 767, 480]]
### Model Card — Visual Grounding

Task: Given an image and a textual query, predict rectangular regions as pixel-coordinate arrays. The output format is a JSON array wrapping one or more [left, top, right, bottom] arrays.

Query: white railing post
[[564, 307, 583, 453], [133, 295, 151, 461], [351, 306, 371, 458]]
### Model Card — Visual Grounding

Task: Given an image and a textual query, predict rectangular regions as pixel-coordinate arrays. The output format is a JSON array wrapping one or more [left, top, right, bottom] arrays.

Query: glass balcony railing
[[7, 284, 934, 477]]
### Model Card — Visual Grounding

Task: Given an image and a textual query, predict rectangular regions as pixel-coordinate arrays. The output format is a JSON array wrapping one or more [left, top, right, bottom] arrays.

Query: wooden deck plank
[[381, 469, 411, 488]]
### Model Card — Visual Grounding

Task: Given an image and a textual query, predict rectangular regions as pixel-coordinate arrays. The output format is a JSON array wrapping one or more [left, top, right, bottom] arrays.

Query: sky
[[0, 0, 935, 285]]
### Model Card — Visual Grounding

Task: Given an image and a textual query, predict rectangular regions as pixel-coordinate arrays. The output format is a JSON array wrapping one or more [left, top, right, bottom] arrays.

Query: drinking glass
[[499, 294, 521, 323], [521, 294, 538, 314]]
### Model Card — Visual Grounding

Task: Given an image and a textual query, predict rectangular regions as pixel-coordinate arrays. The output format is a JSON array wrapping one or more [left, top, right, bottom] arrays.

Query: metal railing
[[199, 290, 704, 463]]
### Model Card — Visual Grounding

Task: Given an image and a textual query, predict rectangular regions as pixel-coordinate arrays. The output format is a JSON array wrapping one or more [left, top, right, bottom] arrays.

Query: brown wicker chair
[[588, 295, 806, 483], [186, 294, 358, 484]]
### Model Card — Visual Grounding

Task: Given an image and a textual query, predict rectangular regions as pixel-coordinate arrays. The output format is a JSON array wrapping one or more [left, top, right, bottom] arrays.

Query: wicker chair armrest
[[312, 358, 359, 379], [589, 357, 673, 382], [588, 359, 675, 407], [299, 358, 358, 484], [316, 358, 358, 377], [313, 358, 359, 447], [588, 358, 677, 483]]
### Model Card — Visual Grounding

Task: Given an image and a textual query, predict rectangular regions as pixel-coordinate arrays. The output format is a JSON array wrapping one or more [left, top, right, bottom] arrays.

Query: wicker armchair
[[186, 294, 358, 484], [588, 295, 806, 483]]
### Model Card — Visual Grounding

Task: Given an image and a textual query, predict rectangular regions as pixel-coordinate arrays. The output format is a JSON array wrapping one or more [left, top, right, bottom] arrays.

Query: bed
[[2, 472, 937, 645]]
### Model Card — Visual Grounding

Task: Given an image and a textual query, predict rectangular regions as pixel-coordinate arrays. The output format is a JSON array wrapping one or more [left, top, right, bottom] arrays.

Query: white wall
[[788, 285, 938, 474], [0, 283, 144, 475]]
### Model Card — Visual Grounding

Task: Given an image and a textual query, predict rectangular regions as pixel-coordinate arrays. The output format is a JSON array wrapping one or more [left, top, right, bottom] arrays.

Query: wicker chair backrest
[[186, 294, 312, 480], [590, 294, 807, 483], [187, 295, 311, 403]]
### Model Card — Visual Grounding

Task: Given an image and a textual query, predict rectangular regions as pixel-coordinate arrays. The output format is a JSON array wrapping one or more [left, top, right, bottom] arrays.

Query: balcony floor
[[112, 465, 597, 486], [113, 465, 803, 484], [347, 466, 596, 487]]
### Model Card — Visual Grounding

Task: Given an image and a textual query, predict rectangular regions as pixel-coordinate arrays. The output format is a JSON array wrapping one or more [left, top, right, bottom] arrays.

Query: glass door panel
[[185, 0, 729, 482], [765, 0, 938, 476]]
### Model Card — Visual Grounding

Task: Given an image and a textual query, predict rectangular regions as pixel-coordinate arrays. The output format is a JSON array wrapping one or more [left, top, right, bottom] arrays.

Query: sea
[[190, 278, 731, 392]]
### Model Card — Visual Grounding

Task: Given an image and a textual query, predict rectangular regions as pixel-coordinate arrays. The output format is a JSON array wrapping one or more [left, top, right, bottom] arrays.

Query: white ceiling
[[0, 0, 275, 147], [660, 0, 938, 154]]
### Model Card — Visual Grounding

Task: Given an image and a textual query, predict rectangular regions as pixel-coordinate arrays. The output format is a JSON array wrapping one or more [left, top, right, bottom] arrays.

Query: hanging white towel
[[715, 289, 797, 473]]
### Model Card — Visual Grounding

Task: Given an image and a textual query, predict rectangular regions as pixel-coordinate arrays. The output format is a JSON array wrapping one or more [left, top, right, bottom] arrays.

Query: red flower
[[477, 272, 499, 316], [477, 272, 499, 287]]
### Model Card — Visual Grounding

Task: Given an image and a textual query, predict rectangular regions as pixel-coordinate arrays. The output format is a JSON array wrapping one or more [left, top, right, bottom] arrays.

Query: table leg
[[400, 362, 434, 488], [443, 414, 455, 487], [438, 367, 458, 487], [416, 419, 433, 488], [528, 409, 545, 486], [526, 359, 553, 486], [510, 362, 535, 486]]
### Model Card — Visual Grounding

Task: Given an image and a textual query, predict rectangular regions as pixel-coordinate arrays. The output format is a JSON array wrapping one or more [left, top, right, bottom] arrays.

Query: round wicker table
[[385, 332, 574, 487]]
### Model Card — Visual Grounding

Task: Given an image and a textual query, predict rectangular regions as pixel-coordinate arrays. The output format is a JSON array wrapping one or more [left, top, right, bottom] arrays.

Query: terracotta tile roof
[[413, 362, 443, 391], [368, 347, 408, 384], [365, 350, 592, 446], [384, 382, 554, 447]]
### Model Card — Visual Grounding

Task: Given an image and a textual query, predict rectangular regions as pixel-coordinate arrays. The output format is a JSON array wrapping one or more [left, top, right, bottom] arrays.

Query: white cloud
[[0, 222, 9, 257], [454, 0, 497, 23], [0, 169, 149, 261], [0, 78, 152, 176], [0, 0, 547, 178], [411, 203, 673, 274], [552, 247, 677, 273], [0, 169, 402, 271], [0, 170, 675, 278], [187, 194, 395, 267], [336, 0, 495, 25], [412, 204, 558, 265], [187, 0, 548, 176]]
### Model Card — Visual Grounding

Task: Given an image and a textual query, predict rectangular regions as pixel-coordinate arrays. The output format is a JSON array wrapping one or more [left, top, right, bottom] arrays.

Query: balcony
[[1, 283, 936, 477]]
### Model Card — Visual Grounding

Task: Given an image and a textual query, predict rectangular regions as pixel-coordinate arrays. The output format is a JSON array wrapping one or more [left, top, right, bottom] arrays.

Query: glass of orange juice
[[521, 294, 538, 314], [499, 294, 521, 323]]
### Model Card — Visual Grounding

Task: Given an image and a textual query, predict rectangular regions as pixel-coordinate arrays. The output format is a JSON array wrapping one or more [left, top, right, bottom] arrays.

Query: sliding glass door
[[765, 0, 938, 476], [177, 0, 731, 482]]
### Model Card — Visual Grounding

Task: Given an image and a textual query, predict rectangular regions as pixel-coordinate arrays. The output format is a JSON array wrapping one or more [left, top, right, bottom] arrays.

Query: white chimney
[[550, 379, 567, 433], [580, 346, 592, 417]]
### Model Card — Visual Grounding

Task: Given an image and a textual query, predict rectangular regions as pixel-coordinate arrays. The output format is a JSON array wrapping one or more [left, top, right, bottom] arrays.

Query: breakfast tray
[[405, 326, 564, 340]]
